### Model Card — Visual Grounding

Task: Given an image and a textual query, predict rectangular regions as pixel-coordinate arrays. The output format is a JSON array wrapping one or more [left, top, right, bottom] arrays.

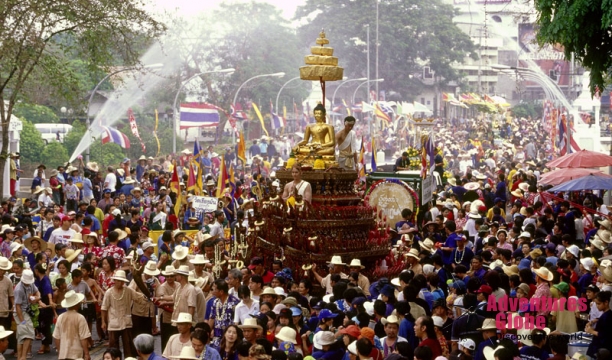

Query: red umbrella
[[546, 149, 612, 168], [539, 168, 610, 186]]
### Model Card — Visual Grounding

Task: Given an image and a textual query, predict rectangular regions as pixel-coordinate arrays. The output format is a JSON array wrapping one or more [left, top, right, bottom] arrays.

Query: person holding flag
[[335, 116, 358, 170]]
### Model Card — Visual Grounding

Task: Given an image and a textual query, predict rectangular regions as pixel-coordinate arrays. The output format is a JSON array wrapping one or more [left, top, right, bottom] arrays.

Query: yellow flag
[[195, 164, 203, 195], [237, 131, 246, 162], [216, 155, 226, 198], [252, 102, 269, 137], [342, 99, 351, 116]]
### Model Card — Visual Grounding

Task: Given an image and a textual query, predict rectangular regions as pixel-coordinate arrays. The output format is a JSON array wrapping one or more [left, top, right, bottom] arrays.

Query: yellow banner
[[252, 102, 269, 136]]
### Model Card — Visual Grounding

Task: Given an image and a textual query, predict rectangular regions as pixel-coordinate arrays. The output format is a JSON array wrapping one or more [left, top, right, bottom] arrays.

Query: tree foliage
[[0, 0, 165, 197], [535, 0, 612, 95], [13, 103, 60, 124], [18, 118, 45, 164], [511, 102, 543, 119], [41, 142, 69, 169], [170, 2, 309, 135], [295, 0, 477, 101]]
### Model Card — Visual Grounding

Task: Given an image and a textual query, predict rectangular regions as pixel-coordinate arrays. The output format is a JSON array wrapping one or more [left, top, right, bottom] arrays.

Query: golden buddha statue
[[293, 103, 336, 157]]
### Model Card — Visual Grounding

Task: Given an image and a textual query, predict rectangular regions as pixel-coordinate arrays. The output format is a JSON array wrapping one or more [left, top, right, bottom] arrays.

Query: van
[[34, 123, 73, 144]]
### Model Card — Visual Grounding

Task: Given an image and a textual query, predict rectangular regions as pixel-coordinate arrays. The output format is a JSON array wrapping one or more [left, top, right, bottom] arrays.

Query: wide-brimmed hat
[[597, 229, 612, 244], [190, 254, 210, 265], [326, 255, 346, 266], [70, 233, 84, 244], [518, 183, 530, 192], [348, 259, 365, 269], [510, 189, 523, 198], [502, 264, 519, 276], [64, 249, 81, 262], [381, 315, 400, 325], [464, 182, 480, 191], [111, 270, 130, 283], [161, 265, 175, 276], [447, 178, 457, 186], [173, 312, 195, 325], [276, 326, 297, 344], [61, 290, 85, 308], [24, 236, 47, 253], [477, 318, 497, 331], [239, 317, 263, 331], [0, 325, 13, 340], [130, 187, 142, 195], [484, 346, 505, 360], [261, 287, 278, 297], [591, 237, 606, 251], [281, 297, 299, 307], [599, 259, 612, 282], [405, 248, 420, 260], [171, 347, 197, 360], [313, 331, 336, 347], [468, 211, 480, 219], [143, 260, 160, 276], [534, 267, 554, 281], [600, 219, 612, 231], [0, 257, 12, 271], [172, 245, 189, 260], [21, 269, 35, 285], [9, 242, 22, 255], [206, 180, 215, 186], [174, 265, 190, 276], [49, 169, 59, 177], [419, 238, 436, 253]]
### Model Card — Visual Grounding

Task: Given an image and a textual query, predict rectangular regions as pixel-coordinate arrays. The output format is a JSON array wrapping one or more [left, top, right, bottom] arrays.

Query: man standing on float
[[336, 116, 358, 170]]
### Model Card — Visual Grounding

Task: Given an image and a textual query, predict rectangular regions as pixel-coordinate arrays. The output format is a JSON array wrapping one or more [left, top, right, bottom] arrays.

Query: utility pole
[[366, 24, 370, 104], [375, 0, 379, 102]]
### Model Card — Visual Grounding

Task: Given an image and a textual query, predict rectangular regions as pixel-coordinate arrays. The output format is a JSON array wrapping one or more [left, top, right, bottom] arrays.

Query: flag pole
[[566, 110, 571, 155]]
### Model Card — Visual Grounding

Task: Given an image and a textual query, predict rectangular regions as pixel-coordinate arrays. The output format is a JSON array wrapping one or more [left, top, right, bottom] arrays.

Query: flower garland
[[454, 248, 465, 264]]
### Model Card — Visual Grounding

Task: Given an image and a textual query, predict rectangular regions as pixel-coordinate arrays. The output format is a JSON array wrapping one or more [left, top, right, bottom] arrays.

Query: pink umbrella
[[546, 149, 612, 168], [539, 168, 610, 186]]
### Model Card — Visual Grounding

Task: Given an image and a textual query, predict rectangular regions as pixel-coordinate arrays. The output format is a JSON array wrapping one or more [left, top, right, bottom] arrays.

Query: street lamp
[[352, 79, 384, 105], [275, 76, 301, 124], [172, 68, 235, 153], [331, 78, 367, 120], [85, 63, 163, 163], [232, 72, 285, 144]]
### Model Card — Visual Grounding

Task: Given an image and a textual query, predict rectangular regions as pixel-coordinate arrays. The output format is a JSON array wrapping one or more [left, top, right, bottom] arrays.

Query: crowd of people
[[0, 112, 610, 360]]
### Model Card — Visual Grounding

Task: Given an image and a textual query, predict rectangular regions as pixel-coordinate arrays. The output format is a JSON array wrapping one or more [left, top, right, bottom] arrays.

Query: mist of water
[[69, 40, 184, 162]]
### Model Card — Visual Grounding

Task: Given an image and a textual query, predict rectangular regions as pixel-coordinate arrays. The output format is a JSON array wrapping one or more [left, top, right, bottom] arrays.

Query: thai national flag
[[179, 103, 220, 129], [231, 103, 247, 121], [101, 127, 130, 149]]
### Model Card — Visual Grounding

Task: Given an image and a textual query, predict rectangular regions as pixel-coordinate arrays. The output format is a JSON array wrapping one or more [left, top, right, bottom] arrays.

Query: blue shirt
[[147, 353, 165, 360], [474, 338, 497, 360], [136, 165, 146, 182], [86, 214, 101, 233], [399, 318, 418, 349], [258, 142, 268, 153], [204, 345, 222, 360], [82, 178, 93, 198]]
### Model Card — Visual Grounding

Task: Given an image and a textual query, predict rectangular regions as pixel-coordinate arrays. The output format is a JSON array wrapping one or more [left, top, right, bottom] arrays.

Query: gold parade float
[[239, 31, 406, 284]]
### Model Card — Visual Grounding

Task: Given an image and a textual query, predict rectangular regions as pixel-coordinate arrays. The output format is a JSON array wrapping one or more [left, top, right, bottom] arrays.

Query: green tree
[[175, 2, 308, 136], [13, 104, 60, 124], [0, 0, 165, 198], [41, 142, 69, 169], [535, 0, 612, 95], [295, 0, 477, 101], [19, 118, 45, 165]]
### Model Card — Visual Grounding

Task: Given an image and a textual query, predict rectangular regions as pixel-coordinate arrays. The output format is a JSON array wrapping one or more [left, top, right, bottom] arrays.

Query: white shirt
[[49, 228, 76, 246], [465, 218, 477, 238], [233, 300, 259, 325], [600, 205, 609, 215], [209, 222, 224, 239], [104, 172, 117, 191]]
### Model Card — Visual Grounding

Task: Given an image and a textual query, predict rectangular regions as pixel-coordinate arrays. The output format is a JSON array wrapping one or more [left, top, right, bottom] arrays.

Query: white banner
[[192, 196, 219, 218]]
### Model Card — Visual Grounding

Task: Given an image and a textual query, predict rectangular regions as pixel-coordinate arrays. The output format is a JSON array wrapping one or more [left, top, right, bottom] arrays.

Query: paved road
[[8, 331, 163, 360]]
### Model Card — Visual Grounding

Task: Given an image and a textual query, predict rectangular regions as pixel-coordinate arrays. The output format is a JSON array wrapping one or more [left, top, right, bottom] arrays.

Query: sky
[[151, 0, 307, 22]]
